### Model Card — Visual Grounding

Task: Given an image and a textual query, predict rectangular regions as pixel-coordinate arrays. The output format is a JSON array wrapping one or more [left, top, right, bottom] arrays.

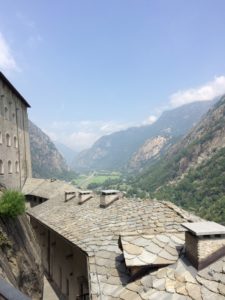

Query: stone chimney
[[182, 222, 225, 270], [78, 191, 93, 204], [100, 190, 123, 208]]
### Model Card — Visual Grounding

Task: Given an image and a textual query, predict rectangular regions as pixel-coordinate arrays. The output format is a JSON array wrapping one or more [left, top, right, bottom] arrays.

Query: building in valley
[[24, 180, 225, 300], [0, 72, 32, 190]]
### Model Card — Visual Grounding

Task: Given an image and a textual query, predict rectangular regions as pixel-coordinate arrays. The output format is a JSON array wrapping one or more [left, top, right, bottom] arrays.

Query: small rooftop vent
[[64, 191, 76, 202], [78, 190, 93, 205], [182, 222, 225, 270], [100, 190, 123, 208]]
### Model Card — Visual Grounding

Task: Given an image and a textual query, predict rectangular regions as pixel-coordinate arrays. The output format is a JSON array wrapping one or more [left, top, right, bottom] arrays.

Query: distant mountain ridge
[[54, 141, 77, 166], [72, 100, 214, 172]]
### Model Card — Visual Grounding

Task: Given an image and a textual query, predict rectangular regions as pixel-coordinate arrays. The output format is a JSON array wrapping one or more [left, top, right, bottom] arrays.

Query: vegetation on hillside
[[123, 96, 225, 223], [153, 147, 225, 224], [0, 191, 25, 218]]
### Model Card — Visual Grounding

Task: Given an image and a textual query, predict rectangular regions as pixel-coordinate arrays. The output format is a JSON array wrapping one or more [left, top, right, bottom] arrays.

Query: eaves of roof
[[0, 72, 31, 108]]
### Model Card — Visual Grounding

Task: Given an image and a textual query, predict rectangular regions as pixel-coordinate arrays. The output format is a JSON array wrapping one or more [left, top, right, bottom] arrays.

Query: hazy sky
[[1, 0, 225, 151]]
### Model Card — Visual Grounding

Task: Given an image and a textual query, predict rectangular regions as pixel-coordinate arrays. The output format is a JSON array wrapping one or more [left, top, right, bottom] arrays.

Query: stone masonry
[[0, 72, 32, 190], [185, 231, 225, 270]]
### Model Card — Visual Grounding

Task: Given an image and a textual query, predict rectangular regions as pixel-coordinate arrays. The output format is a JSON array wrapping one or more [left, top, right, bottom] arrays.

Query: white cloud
[[142, 115, 157, 125], [170, 76, 225, 107], [0, 33, 19, 72], [66, 131, 99, 150], [42, 120, 134, 151]]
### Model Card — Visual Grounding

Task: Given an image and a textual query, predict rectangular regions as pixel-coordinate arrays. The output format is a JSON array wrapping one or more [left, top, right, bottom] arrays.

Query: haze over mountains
[[54, 141, 77, 166], [72, 100, 214, 172]]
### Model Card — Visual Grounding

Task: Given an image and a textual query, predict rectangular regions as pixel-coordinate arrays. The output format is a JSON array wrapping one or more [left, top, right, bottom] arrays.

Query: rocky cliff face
[[29, 120, 69, 179], [128, 136, 169, 170], [0, 211, 43, 299], [167, 96, 225, 177], [138, 96, 225, 191]]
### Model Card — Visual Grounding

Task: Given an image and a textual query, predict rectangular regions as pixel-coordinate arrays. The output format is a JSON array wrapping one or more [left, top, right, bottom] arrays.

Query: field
[[72, 172, 121, 189]]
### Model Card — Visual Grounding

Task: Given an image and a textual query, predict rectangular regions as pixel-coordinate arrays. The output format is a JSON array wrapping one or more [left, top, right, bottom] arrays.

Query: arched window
[[0, 160, 4, 174], [14, 136, 18, 148], [4, 107, 8, 120], [6, 133, 11, 147], [8, 160, 12, 174], [15, 161, 19, 173], [0, 131, 2, 144]]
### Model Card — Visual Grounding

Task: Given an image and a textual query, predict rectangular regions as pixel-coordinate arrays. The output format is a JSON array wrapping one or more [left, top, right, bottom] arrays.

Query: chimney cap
[[101, 190, 120, 195], [79, 190, 91, 195], [182, 221, 225, 236]]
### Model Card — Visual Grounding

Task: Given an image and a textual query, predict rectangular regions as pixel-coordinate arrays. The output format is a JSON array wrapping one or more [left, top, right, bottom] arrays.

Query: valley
[[29, 95, 225, 225], [71, 171, 121, 189]]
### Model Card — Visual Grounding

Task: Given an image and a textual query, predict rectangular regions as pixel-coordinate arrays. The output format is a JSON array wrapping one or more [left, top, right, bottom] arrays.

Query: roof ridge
[[0, 71, 30, 107], [161, 200, 202, 222]]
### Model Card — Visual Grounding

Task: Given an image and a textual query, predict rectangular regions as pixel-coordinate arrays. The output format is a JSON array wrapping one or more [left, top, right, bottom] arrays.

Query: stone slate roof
[[120, 233, 184, 267], [22, 178, 77, 200], [26, 181, 225, 299]]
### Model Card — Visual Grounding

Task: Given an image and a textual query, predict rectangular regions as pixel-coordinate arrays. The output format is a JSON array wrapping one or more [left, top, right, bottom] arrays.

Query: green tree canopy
[[0, 190, 25, 218]]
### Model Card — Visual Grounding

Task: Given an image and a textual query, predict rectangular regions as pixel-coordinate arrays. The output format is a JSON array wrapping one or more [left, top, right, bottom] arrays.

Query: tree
[[0, 190, 25, 218]]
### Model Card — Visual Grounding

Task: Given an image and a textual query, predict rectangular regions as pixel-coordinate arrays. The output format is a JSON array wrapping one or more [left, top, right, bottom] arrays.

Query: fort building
[[0, 72, 32, 190], [24, 179, 225, 300]]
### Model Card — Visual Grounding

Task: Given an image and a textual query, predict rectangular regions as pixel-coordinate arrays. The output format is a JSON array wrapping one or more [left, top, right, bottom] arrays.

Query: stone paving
[[26, 180, 225, 299]]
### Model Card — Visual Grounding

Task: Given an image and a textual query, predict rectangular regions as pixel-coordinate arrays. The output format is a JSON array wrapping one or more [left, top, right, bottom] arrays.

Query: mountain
[[72, 100, 214, 172], [136, 95, 225, 223], [128, 136, 170, 170], [29, 121, 76, 180], [54, 141, 77, 166]]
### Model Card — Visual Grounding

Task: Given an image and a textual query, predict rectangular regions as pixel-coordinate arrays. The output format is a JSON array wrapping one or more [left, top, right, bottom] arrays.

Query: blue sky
[[1, 0, 225, 151]]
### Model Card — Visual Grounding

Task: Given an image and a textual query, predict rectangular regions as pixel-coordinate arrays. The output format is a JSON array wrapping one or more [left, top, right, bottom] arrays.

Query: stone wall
[[0, 77, 32, 190], [185, 231, 225, 269], [198, 235, 225, 260], [30, 218, 89, 300]]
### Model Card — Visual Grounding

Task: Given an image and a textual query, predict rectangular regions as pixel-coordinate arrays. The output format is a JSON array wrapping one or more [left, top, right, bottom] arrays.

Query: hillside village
[[1, 67, 225, 300]]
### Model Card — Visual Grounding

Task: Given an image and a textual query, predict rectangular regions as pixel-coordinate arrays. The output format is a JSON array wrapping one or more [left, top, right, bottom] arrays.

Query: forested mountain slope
[[136, 95, 225, 223]]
